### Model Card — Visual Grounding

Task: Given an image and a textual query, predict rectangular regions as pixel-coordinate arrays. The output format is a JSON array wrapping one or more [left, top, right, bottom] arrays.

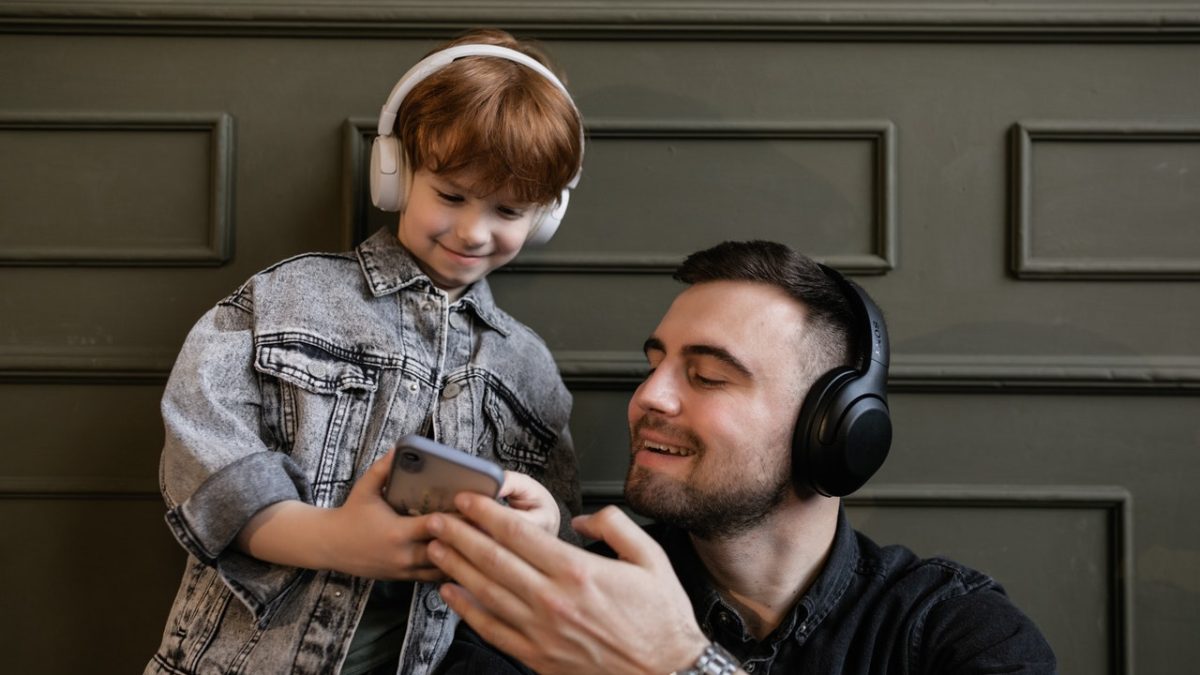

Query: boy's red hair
[[396, 29, 584, 206]]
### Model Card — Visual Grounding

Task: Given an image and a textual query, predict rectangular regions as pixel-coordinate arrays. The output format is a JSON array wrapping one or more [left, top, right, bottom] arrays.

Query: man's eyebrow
[[683, 345, 753, 378], [641, 337, 753, 379]]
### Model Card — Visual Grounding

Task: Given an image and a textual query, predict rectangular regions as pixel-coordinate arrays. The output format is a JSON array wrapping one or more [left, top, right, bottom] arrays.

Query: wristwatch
[[672, 642, 741, 675]]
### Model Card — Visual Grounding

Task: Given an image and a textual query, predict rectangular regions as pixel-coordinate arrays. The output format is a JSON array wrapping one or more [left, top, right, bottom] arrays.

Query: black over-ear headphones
[[792, 265, 892, 497]]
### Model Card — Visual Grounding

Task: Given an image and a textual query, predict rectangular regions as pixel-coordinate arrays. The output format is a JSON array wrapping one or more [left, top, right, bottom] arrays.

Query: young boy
[[146, 28, 584, 675]]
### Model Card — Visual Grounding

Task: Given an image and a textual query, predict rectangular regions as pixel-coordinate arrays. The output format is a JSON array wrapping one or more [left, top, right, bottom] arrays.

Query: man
[[425, 241, 1057, 674]]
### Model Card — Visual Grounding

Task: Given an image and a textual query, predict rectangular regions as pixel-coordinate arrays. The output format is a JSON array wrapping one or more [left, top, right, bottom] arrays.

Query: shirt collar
[[789, 506, 860, 644], [657, 506, 862, 649], [355, 227, 509, 335]]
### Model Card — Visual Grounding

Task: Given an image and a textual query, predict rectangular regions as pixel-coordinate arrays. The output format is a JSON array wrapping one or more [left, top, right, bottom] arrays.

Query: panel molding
[[0, 476, 160, 499], [1011, 120, 1200, 280], [0, 112, 235, 266], [7, 349, 1200, 393], [343, 117, 896, 274], [3, 2, 1200, 40], [582, 481, 1133, 675], [553, 350, 1200, 393]]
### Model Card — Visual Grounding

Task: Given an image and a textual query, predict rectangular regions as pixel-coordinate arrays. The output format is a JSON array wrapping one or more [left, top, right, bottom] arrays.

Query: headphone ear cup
[[793, 367, 891, 497], [370, 136, 408, 212], [793, 367, 855, 493], [525, 187, 570, 246], [812, 393, 892, 497]]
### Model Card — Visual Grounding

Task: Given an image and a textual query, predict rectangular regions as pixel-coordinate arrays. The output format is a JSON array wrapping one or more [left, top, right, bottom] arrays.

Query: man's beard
[[624, 418, 793, 541]]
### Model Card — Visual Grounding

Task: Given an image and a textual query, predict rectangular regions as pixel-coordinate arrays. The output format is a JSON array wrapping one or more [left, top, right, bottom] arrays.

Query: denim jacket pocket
[[256, 336, 380, 507], [481, 384, 555, 476]]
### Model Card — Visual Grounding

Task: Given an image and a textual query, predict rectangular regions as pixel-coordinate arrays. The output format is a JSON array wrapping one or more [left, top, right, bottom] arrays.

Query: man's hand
[[427, 495, 710, 675]]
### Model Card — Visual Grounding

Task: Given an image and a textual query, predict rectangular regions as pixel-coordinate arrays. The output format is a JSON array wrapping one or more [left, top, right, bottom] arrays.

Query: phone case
[[383, 434, 505, 515]]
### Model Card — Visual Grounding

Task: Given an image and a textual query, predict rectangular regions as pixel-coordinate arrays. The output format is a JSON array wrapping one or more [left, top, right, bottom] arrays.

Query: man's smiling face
[[625, 280, 811, 539]]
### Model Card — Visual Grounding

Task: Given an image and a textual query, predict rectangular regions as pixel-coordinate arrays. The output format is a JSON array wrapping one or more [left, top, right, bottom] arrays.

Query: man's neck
[[689, 496, 839, 641]]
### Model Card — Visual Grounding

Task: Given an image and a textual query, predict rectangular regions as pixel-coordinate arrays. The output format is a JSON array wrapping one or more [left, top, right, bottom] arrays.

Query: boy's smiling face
[[398, 168, 538, 299]]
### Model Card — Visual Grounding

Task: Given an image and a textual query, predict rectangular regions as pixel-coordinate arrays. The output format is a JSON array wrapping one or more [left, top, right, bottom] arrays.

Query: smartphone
[[383, 434, 505, 515]]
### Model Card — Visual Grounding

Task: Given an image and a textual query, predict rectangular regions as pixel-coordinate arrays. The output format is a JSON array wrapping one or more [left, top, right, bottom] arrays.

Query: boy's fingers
[[360, 449, 395, 490]]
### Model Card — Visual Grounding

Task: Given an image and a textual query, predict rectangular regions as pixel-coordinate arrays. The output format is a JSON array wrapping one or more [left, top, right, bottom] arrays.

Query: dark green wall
[[2, 2, 1198, 673]]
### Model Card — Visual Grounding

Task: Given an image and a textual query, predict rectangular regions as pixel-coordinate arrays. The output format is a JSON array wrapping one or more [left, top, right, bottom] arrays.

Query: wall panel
[[1, 3, 1198, 674]]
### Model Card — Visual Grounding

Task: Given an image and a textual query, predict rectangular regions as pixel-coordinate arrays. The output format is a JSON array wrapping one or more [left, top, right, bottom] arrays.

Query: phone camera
[[399, 450, 424, 472]]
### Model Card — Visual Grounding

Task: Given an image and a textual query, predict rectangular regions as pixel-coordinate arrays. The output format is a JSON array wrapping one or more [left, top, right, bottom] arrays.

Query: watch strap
[[672, 642, 740, 675]]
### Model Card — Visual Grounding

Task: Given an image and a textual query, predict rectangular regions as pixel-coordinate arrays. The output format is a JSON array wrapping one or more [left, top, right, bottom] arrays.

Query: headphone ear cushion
[[525, 187, 570, 246], [814, 395, 891, 497], [370, 136, 407, 212], [793, 367, 891, 497]]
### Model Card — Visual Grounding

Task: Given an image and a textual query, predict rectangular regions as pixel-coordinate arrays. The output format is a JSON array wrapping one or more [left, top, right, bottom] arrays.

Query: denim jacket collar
[[355, 227, 509, 336]]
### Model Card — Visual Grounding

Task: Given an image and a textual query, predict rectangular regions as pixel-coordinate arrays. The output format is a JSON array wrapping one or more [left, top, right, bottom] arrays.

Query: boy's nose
[[454, 212, 490, 249]]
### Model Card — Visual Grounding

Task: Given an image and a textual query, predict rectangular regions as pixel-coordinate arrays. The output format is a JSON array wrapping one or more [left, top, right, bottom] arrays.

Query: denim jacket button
[[441, 382, 462, 399], [424, 592, 445, 611], [503, 429, 518, 445], [310, 363, 328, 379], [408, 381, 419, 393]]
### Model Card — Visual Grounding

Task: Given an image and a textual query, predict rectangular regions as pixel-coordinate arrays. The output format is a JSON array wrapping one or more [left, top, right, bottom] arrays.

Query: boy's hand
[[236, 449, 445, 582], [497, 470, 561, 536], [321, 449, 446, 581]]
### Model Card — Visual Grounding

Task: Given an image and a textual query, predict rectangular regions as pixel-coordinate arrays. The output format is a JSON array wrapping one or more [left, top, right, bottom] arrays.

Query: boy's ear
[[370, 136, 408, 212]]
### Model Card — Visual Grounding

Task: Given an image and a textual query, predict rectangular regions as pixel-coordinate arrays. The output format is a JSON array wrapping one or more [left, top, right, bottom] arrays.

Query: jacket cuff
[[164, 451, 312, 622]]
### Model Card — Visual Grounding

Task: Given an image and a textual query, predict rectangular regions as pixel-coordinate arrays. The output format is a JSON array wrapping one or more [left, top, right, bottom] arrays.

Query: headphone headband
[[376, 43, 583, 188], [818, 264, 889, 380], [369, 42, 584, 243], [793, 265, 892, 497]]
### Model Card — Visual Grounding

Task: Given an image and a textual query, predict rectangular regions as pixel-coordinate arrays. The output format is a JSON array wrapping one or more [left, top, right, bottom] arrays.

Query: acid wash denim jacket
[[146, 227, 581, 675]]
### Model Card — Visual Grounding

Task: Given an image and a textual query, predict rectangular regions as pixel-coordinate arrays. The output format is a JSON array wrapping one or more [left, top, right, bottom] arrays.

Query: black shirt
[[640, 508, 1057, 674], [438, 508, 1057, 675]]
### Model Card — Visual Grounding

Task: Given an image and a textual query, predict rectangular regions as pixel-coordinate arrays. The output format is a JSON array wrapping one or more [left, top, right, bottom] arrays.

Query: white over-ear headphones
[[369, 43, 584, 246]]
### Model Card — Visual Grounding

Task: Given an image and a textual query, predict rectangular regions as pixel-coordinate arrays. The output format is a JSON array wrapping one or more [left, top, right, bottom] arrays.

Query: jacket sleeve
[[159, 290, 313, 624], [918, 584, 1057, 674], [545, 422, 583, 544]]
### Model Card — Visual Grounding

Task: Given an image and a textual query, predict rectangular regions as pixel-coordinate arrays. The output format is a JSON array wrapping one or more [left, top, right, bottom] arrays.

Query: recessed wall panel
[[0, 114, 233, 266], [1013, 123, 1200, 279]]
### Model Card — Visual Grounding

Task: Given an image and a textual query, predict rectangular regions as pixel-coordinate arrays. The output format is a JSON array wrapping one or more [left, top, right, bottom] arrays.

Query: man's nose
[[632, 365, 681, 416]]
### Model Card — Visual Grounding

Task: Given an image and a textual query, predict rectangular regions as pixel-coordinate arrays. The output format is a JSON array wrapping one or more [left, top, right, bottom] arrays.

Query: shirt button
[[745, 663, 755, 672], [442, 382, 462, 399], [420, 301, 435, 313], [334, 591, 342, 598]]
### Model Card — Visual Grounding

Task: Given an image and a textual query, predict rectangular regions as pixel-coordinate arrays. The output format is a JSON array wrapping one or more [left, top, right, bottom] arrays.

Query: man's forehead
[[652, 280, 807, 357]]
